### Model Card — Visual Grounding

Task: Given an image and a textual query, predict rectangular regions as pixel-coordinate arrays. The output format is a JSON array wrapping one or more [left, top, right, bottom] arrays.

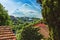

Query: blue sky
[[0, 0, 42, 18]]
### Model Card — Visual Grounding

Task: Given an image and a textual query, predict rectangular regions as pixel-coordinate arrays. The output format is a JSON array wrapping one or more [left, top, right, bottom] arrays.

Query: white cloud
[[18, 3, 39, 17], [0, 0, 23, 15], [19, 3, 37, 13], [0, 0, 42, 18], [11, 2, 42, 18], [29, 0, 41, 10]]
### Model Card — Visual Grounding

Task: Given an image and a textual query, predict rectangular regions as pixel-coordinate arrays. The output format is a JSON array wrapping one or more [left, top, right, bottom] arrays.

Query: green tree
[[0, 3, 11, 26], [16, 29, 23, 40], [20, 26, 43, 40], [37, 0, 60, 40]]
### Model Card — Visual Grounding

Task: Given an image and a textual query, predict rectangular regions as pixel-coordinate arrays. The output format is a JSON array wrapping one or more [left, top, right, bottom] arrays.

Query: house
[[34, 22, 50, 38], [0, 26, 16, 40]]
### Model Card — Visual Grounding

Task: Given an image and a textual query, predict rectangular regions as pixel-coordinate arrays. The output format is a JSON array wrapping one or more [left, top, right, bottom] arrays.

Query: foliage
[[37, 0, 60, 40], [11, 17, 41, 32], [10, 16, 44, 40], [20, 26, 43, 40], [16, 29, 23, 40], [0, 3, 12, 26]]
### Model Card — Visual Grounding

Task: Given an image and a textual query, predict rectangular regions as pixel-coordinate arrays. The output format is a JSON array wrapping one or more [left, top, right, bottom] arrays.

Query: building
[[0, 26, 16, 40], [34, 22, 50, 38]]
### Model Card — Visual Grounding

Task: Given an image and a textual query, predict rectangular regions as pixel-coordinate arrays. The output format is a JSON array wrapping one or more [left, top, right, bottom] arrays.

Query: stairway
[[0, 26, 16, 40]]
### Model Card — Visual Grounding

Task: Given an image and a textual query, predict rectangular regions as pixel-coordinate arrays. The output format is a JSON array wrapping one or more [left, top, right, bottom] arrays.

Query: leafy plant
[[0, 3, 12, 26], [20, 26, 43, 40], [37, 0, 60, 40]]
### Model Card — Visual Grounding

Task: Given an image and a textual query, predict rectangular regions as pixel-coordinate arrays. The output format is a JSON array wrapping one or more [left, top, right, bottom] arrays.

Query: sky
[[0, 0, 42, 18]]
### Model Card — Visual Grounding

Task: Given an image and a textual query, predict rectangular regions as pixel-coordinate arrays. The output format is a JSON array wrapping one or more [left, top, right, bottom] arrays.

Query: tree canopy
[[20, 26, 43, 40], [37, 0, 60, 40], [0, 3, 11, 26]]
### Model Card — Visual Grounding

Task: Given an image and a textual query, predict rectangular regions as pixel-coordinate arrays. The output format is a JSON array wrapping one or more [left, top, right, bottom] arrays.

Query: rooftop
[[0, 26, 16, 40], [34, 23, 50, 38]]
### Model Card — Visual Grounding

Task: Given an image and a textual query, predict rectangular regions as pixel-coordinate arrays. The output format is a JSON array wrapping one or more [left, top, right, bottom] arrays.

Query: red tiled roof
[[34, 23, 50, 38], [34, 23, 46, 27], [0, 26, 16, 40]]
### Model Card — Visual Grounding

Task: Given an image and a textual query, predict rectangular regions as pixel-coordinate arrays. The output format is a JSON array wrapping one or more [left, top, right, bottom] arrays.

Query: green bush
[[20, 26, 43, 40]]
